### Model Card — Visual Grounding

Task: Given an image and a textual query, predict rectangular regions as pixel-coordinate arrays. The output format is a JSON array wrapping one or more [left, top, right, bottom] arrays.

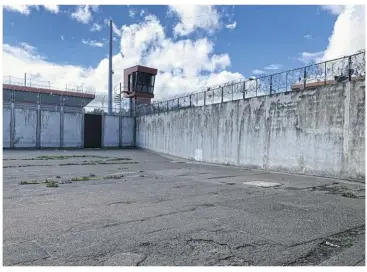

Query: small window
[[128, 75, 131, 91], [132, 72, 137, 91]]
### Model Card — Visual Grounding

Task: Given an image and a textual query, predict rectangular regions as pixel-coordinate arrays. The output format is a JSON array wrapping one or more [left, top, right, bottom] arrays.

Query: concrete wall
[[63, 112, 83, 148], [40, 110, 60, 148], [122, 117, 135, 146], [3, 106, 135, 149], [103, 115, 119, 147], [136, 81, 365, 181], [14, 108, 37, 148], [102, 115, 135, 147], [3, 107, 11, 148]]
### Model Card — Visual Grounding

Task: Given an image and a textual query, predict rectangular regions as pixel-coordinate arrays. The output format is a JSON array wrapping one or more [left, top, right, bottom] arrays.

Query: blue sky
[[2, 5, 365, 98]]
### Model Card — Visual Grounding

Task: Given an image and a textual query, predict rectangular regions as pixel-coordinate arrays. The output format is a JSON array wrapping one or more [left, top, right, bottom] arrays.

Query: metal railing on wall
[[3, 50, 365, 117], [3, 75, 88, 93], [2, 78, 131, 116], [135, 50, 365, 116]]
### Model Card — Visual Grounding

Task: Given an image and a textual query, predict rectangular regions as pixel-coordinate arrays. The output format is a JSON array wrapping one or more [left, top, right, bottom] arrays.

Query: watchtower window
[[128, 74, 131, 92], [136, 72, 155, 93]]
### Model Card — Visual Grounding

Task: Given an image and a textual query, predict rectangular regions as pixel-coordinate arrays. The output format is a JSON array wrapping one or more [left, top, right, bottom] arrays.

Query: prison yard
[[2, 46, 366, 267], [2, 149, 365, 266]]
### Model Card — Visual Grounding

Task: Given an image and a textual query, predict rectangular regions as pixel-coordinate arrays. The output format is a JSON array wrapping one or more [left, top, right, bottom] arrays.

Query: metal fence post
[[348, 56, 352, 81], [10, 98, 15, 149], [177, 98, 180, 109], [285, 72, 288, 92], [242, 81, 246, 100], [255, 79, 258, 96], [119, 108, 122, 148], [324, 61, 327, 85], [36, 92, 41, 149], [204, 91, 206, 106], [270, 75, 273, 95], [221, 87, 224, 103], [167, 100, 169, 111], [189, 94, 192, 107], [119, 82, 122, 114], [60, 104, 64, 149], [303, 67, 307, 89], [81, 108, 85, 148]]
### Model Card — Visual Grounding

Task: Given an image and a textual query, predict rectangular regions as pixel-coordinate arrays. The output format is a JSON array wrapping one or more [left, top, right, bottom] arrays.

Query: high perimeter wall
[[136, 80, 365, 181]]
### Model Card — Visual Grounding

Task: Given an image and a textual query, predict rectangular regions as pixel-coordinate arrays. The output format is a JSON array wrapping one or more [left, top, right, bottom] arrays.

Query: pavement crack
[[289, 224, 365, 248], [207, 175, 237, 180], [102, 207, 200, 229], [233, 244, 255, 250], [353, 258, 365, 266], [284, 225, 365, 266], [136, 254, 147, 266], [283, 184, 364, 199], [109, 200, 136, 205]]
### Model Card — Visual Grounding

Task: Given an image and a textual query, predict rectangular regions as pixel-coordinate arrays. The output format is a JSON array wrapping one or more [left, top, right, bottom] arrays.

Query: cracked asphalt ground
[[2, 149, 365, 266]]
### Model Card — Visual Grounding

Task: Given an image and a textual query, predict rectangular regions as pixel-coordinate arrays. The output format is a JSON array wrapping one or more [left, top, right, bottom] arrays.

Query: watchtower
[[122, 65, 158, 114]]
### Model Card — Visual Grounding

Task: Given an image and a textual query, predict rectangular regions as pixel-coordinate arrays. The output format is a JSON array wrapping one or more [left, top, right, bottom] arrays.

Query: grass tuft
[[71, 176, 91, 182], [46, 180, 59, 188], [104, 174, 124, 179], [19, 181, 41, 185]]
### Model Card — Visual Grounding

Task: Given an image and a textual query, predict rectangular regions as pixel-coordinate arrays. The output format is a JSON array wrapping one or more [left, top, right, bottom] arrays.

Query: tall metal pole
[[119, 82, 122, 113], [108, 20, 113, 115]]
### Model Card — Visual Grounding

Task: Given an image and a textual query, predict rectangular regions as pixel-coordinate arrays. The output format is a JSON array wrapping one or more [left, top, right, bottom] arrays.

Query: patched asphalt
[[2, 149, 365, 266]]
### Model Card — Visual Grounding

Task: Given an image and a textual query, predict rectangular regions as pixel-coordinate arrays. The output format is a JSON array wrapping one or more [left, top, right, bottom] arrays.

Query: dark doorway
[[84, 114, 102, 148]]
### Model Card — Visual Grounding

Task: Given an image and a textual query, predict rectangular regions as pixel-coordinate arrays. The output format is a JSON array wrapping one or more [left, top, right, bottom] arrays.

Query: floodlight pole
[[108, 20, 113, 115]]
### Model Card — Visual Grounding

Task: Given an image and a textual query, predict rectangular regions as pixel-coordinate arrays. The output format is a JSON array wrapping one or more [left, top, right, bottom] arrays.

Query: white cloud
[[225, 21, 237, 30], [19, 42, 37, 54], [81, 39, 104, 48], [321, 5, 345, 15], [322, 5, 365, 61], [168, 5, 221, 36], [3, 5, 35, 15], [252, 69, 266, 75], [61, 35, 65, 41], [71, 5, 98, 24], [264, 64, 283, 70], [4, 5, 60, 15], [43, 5, 59, 14], [304, 34, 312, 40], [4, 43, 45, 62], [3, 15, 242, 101], [90, 23, 103, 32], [129, 9, 136, 18], [140, 10, 146, 17], [294, 6, 364, 65], [296, 51, 324, 64]]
